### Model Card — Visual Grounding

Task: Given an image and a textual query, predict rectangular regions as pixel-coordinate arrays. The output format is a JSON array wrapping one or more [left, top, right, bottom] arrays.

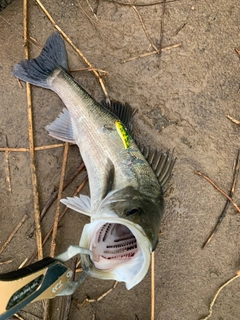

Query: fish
[[12, 32, 176, 289]]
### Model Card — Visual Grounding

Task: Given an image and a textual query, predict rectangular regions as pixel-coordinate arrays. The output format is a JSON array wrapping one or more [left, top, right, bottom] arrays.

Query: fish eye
[[127, 208, 140, 216]]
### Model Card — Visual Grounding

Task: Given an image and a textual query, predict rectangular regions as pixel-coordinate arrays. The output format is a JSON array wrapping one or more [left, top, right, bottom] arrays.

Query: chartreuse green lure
[[115, 119, 130, 149]]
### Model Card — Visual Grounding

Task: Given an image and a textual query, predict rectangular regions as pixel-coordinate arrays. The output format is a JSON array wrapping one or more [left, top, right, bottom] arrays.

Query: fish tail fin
[[12, 32, 68, 89]]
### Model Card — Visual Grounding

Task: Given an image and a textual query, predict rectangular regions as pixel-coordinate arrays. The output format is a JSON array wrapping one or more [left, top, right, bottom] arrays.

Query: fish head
[[97, 186, 164, 249], [79, 186, 164, 289]]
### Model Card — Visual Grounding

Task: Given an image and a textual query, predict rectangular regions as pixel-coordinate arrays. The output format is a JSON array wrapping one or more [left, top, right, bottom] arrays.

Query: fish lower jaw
[[79, 218, 151, 289]]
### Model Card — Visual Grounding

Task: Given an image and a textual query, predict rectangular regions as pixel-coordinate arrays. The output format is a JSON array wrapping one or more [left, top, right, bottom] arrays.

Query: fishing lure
[[115, 120, 130, 149]]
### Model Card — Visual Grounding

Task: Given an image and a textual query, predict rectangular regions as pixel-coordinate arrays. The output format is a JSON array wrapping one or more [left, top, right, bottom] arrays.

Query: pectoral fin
[[45, 108, 76, 143], [60, 194, 91, 216]]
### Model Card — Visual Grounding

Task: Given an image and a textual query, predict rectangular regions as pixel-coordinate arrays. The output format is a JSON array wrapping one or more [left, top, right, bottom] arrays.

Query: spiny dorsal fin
[[139, 145, 176, 191], [101, 100, 133, 135], [102, 99, 176, 190]]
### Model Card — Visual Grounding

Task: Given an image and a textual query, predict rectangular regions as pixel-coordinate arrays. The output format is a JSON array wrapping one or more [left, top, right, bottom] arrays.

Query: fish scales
[[51, 69, 160, 208], [12, 32, 175, 289]]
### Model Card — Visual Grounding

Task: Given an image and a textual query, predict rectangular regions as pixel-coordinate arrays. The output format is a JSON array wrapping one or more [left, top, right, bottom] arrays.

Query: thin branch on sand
[[151, 252, 155, 320], [196, 171, 240, 214], [0, 260, 12, 265], [50, 143, 69, 257], [226, 114, 240, 125], [199, 272, 240, 320], [121, 43, 181, 63], [26, 176, 88, 265], [0, 144, 64, 152], [4, 135, 12, 193], [131, 5, 159, 52], [158, 0, 166, 58], [0, 214, 28, 255], [74, 281, 118, 309], [23, 0, 43, 260], [43, 142, 69, 320], [26, 162, 85, 238], [102, 0, 180, 7], [201, 149, 240, 248]]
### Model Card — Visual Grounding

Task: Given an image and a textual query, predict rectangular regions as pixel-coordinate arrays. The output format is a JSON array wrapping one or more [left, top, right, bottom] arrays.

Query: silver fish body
[[13, 33, 175, 289]]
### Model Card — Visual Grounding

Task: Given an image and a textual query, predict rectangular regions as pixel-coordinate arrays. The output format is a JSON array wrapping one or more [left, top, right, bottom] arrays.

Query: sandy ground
[[1, 0, 240, 319]]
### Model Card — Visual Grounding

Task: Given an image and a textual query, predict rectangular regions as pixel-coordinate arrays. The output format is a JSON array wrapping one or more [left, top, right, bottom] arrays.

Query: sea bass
[[13, 32, 175, 289]]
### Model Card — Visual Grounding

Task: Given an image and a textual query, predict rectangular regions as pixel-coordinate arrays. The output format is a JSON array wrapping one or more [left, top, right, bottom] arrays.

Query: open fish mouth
[[60, 193, 151, 288], [79, 218, 151, 289], [90, 223, 138, 269]]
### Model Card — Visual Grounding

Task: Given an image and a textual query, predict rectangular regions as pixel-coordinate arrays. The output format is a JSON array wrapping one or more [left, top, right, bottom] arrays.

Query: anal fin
[[45, 108, 76, 143]]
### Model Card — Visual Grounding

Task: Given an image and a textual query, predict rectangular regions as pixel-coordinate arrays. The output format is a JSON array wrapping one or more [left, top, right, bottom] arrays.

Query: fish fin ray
[[12, 32, 68, 88], [45, 108, 76, 143], [138, 144, 176, 191], [60, 194, 91, 216], [101, 100, 133, 134], [101, 158, 115, 200]]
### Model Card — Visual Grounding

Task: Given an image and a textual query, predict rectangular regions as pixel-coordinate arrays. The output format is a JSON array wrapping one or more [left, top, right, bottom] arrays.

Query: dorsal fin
[[101, 100, 133, 134], [103, 99, 176, 190], [139, 145, 176, 191]]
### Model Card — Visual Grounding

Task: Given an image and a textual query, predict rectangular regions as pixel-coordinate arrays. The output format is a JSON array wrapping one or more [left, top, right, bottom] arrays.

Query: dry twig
[[174, 22, 187, 36], [82, 0, 99, 21], [43, 143, 69, 319], [199, 271, 240, 320], [158, 0, 166, 57], [201, 149, 240, 248], [234, 47, 240, 56], [0, 144, 64, 152], [0, 260, 12, 265], [121, 43, 181, 63], [50, 143, 69, 257], [35, 144, 65, 151], [196, 171, 240, 213], [74, 281, 118, 309], [0, 147, 28, 152], [23, 0, 43, 260], [131, 5, 159, 52], [18, 258, 28, 269], [27, 162, 85, 238], [0, 214, 28, 255], [102, 0, 179, 6], [226, 114, 240, 125], [4, 135, 12, 193], [12, 314, 24, 320], [151, 252, 155, 320], [26, 176, 88, 265]]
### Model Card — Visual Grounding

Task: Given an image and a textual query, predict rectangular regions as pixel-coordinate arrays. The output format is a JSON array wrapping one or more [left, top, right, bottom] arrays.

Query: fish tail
[[12, 32, 68, 89]]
